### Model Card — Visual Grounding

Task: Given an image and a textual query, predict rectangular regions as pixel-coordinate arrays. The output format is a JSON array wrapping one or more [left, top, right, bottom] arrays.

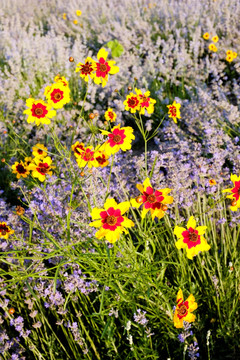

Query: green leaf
[[106, 40, 124, 58]]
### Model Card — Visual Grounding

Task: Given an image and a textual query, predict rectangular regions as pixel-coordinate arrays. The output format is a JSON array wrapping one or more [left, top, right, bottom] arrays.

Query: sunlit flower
[[105, 108, 117, 122], [167, 101, 181, 124], [208, 43, 218, 52], [32, 144, 48, 159], [209, 179, 217, 186], [174, 289, 197, 328], [101, 124, 135, 156], [232, 52, 238, 59], [23, 99, 56, 126], [174, 216, 210, 259], [89, 198, 134, 243], [12, 161, 30, 179], [94, 149, 109, 168], [93, 48, 119, 87], [54, 75, 69, 88], [76, 58, 97, 82], [135, 89, 156, 115], [0, 222, 14, 239], [212, 35, 219, 43], [76, 10, 82, 16], [71, 141, 85, 157], [24, 157, 33, 166], [203, 32, 210, 40], [76, 146, 98, 168], [130, 178, 173, 220], [222, 174, 240, 211], [44, 82, 70, 109], [123, 92, 141, 113], [73, 20, 78, 25], [28, 156, 54, 182]]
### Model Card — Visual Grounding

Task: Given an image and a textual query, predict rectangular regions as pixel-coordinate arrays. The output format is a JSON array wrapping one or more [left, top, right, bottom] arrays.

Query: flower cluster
[[123, 88, 156, 115], [76, 48, 119, 87], [225, 50, 238, 62]]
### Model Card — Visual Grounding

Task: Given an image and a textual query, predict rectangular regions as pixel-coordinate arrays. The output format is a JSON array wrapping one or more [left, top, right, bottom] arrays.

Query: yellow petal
[[187, 216, 196, 229], [104, 198, 117, 210], [90, 207, 104, 219], [105, 228, 122, 243], [230, 174, 240, 183], [97, 48, 108, 61], [177, 289, 184, 303], [174, 226, 186, 238], [143, 178, 151, 191], [130, 198, 142, 209], [89, 220, 103, 228], [117, 201, 130, 215], [175, 239, 185, 250], [122, 217, 134, 228], [196, 226, 207, 235], [136, 183, 144, 193], [95, 227, 108, 239], [141, 207, 149, 218], [109, 65, 119, 75]]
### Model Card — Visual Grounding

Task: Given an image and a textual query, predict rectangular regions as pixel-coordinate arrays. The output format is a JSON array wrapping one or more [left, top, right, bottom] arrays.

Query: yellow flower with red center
[[93, 48, 119, 87], [93, 149, 109, 168], [203, 32, 210, 40], [101, 124, 135, 156], [76, 57, 97, 82], [71, 141, 85, 158], [123, 92, 141, 113], [28, 156, 54, 182], [212, 35, 219, 43], [209, 43, 218, 52], [167, 101, 181, 124], [44, 82, 70, 109], [32, 144, 48, 159], [89, 198, 134, 243], [209, 179, 217, 186], [174, 289, 198, 328], [76, 10, 82, 16], [24, 157, 33, 166], [23, 99, 56, 126], [0, 222, 14, 239], [174, 216, 210, 259], [232, 52, 238, 59], [222, 174, 240, 211], [135, 89, 156, 115], [12, 161, 30, 179], [130, 178, 173, 220], [54, 75, 69, 88], [76, 146, 98, 168], [105, 108, 117, 122]]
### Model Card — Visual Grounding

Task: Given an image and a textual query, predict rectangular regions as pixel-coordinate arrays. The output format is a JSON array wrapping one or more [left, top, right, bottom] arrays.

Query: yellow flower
[[167, 101, 181, 123], [174, 216, 210, 259], [89, 198, 134, 243], [105, 108, 117, 122], [73, 20, 78, 25], [54, 75, 69, 87], [209, 179, 217, 186], [32, 144, 48, 159], [203, 32, 210, 40], [23, 99, 56, 126], [123, 92, 141, 113], [28, 156, 54, 182], [76, 58, 97, 82], [174, 289, 198, 328], [130, 177, 173, 220], [63, 13, 67, 20], [232, 52, 238, 59], [76, 10, 82, 16], [222, 174, 240, 211], [209, 44, 218, 52], [135, 88, 156, 115], [212, 35, 219, 43], [93, 48, 119, 88], [12, 161, 30, 179], [71, 141, 85, 157], [100, 124, 135, 156], [76, 146, 98, 169], [44, 82, 70, 109], [0, 222, 14, 239]]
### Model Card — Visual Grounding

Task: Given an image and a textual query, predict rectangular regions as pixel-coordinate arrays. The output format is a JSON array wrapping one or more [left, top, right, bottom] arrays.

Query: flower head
[[89, 198, 134, 243], [167, 101, 181, 124], [105, 108, 117, 122], [44, 82, 70, 109], [73, 20, 78, 25], [12, 161, 30, 179], [0, 222, 14, 239], [71, 141, 85, 157], [203, 32, 210, 40], [135, 89, 156, 115], [23, 99, 56, 126], [174, 289, 197, 328], [222, 174, 240, 211], [123, 92, 141, 113], [28, 156, 54, 182], [76, 58, 97, 82], [212, 35, 219, 43], [76, 146, 98, 168], [93, 48, 119, 87], [174, 216, 210, 259], [101, 124, 135, 156], [209, 179, 216, 186], [54, 75, 69, 87], [76, 10, 82, 16], [94, 149, 109, 168], [32, 144, 48, 159], [208, 43, 218, 52], [130, 178, 173, 220]]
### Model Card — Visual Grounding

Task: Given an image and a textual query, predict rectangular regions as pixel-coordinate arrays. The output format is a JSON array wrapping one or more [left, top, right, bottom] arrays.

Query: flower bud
[[89, 113, 95, 120], [136, 196, 144, 203], [231, 200, 237, 207], [69, 57, 74, 62]]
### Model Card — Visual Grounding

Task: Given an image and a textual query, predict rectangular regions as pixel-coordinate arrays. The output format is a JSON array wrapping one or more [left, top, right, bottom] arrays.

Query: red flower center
[[182, 227, 201, 249], [16, 164, 27, 174], [74, 144, 84, 155], [140, 95, 150, 107], [0, 224, 10, 235], [38, 149, 43, 154], [189, 232, 198, 242], [80, 62, 94, 75], [36, 163, 49, 175], [31, 103, 48, 118], [108, 129, 126, 147], [128, 97, 139, 108], [81, 149, 94, 161], [96, 58, 111, 78], [177, 304, 188, 318], [169, 106, 177, 117], [108, 112, 114, 120], [147, 194, 156, 203], [106, 215, 117, 226], [100, 207, 124, 231], [113, 134, 122, 143], [51, 89, 64, 103], [96, 154, 107, 165], [99, 64, 107, 72]]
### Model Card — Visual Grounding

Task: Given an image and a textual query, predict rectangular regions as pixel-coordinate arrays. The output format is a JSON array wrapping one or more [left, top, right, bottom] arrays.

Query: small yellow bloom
[[208, 43, 218, 52], [12, 161, 30, 179], [209, 179, 217, 186], [167, 101, 181, 124], [28, 157, 54, 182], [212, 35, 219, 43], [174, 289, 198, 328], [232, 52, 238, 59], [32, 144, 48, 159], [105, 108, 117, 122], [203, 32, 210, 40], [73, 20, 78, 25], [63, 13, 67, 20], [76, 10, 82, 16], [0, 222, 14, 239]]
